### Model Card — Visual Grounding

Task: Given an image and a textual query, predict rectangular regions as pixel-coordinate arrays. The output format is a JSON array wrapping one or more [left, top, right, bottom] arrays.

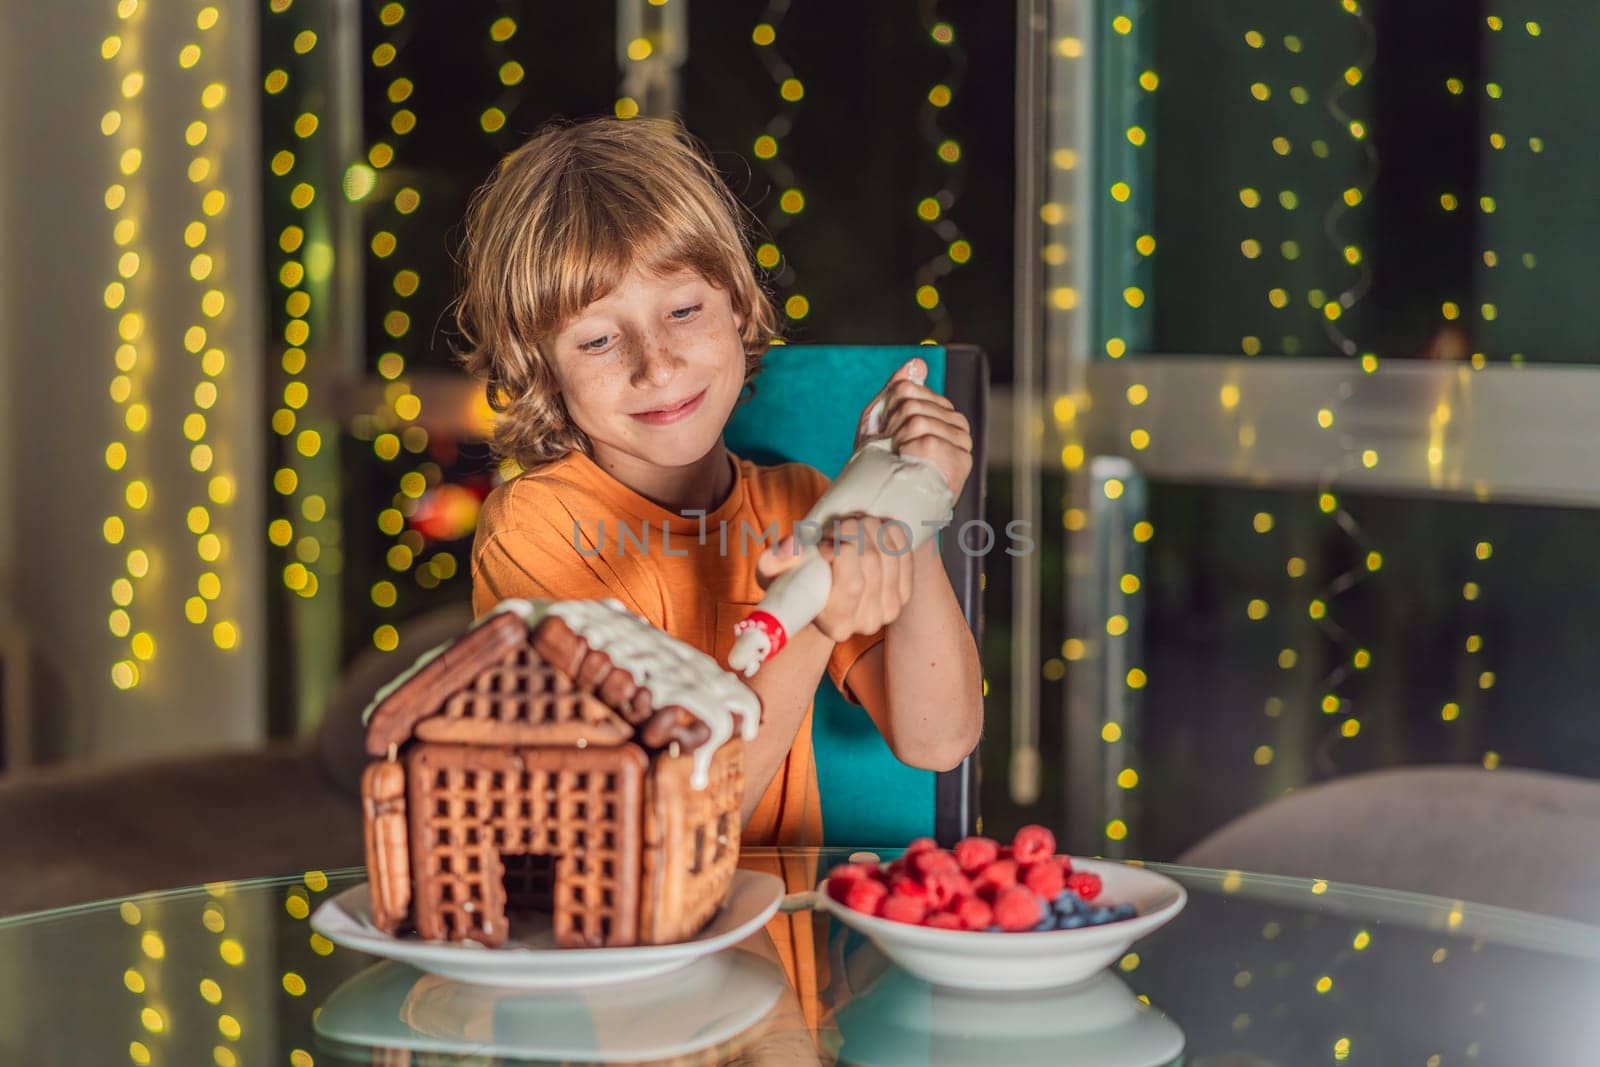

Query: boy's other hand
[[856, 357, 974, 499], [756, 514, 915, 642]]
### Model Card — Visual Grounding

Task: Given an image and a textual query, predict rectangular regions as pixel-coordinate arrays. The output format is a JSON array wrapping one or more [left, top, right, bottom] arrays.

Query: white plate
[[314, 950, 787, 1063], [815, 858, 1186, 991], [310, 869, 784, 990], [834, 955, 1185, 1066]]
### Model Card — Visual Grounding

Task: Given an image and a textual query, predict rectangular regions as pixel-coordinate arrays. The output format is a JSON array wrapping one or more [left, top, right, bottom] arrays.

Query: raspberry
[[911, 850, 961, 879], [1055, 854, 1075, 876], [925, 869, 975, 908], [993, 886, 1043, 931], [924, 910, 964, 930], [825, 863, 877, 902], [843, 878, 887, 915], [880, 893, 928, 925], [1065, 871, 1103, 902], [973, 858, 1018, 895], [889, 876, 930, 903], [953, 836, 1001, 873], [1012, 825, 1056, 865], [955, 896, 994, 931], [904, 837, 939, 857], [1021, 861, 1066, 900]]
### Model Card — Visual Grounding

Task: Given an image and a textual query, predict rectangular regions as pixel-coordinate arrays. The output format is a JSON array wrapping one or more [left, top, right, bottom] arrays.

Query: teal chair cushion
[[723, 345, 946, 846]]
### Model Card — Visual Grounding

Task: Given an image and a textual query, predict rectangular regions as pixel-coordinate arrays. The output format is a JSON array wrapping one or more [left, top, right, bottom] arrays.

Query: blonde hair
[[454, 117, 780, 469]]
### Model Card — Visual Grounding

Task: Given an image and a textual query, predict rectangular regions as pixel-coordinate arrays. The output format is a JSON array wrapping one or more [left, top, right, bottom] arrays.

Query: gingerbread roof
[[362, 604, 743, 762], [364, 614, 588, 755]]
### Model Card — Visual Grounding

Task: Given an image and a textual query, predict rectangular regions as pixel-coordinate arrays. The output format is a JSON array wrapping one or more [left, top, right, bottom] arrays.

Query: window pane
[[1096, 3, 1600, 362], [1122, 481, 1600, 857]]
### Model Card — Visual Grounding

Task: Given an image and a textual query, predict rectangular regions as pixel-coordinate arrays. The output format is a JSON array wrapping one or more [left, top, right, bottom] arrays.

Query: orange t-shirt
[[470, 447, 884, 846]]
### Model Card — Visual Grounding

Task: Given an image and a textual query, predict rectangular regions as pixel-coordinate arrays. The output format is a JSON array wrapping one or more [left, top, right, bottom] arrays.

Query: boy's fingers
[[886, 389, 956, 417], [858, 357, 928, 438], [892, 356, 926, 384], [886, 401, 968, 441], [755, 535, 797, 584]]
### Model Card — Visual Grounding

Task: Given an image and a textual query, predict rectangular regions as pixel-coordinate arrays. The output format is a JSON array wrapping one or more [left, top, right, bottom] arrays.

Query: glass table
[[4, 847, 1599, 1065]]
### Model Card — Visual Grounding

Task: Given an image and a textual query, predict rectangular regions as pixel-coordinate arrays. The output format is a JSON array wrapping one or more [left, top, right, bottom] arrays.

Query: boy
[[459, 117, 982, 847]]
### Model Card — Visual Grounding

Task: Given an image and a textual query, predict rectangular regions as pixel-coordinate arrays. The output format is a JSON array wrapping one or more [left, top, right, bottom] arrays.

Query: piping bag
[[728, 363, 956, 676]]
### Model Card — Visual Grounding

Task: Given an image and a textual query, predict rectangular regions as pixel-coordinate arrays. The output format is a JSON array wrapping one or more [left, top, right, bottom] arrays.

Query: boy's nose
[[628, 333, 684, 387]]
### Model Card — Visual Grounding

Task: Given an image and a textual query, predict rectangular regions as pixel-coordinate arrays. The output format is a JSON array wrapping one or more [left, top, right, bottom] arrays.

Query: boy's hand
[[855, 357, 974, 500], [755, 514, 915, 642]]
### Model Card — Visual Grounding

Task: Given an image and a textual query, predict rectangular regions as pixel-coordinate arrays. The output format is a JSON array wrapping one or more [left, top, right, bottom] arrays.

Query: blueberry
[[1089, 908, 1115, 925], [1053, 891, 1087, 915], [1033, 916, 1056, 932], [1061, 914, 1088, 929], [1113, 903, 1137, 920]]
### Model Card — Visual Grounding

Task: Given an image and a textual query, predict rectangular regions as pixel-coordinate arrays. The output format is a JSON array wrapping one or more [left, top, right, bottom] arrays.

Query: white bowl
[[815, 858, 1186, 991], [310, 869, 783, 990]]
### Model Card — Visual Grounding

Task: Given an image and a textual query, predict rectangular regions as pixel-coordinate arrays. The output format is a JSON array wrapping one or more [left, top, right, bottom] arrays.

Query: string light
[[268, 3, 319, 613], [1206, 9, 1397, 794], [102, 0, 149, 690], [1043, 8, 1156, 836], [341, 5, 495, 648], [910, 6, 969, 343], [482, 8, 519, 136], [175, 0, 237, 644], [261, 0, 350, 689], [748, 1, 809, 324]]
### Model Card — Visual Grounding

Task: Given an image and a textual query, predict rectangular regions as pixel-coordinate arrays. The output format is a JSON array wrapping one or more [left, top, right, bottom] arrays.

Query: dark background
[[259, 1, 1600, 854]]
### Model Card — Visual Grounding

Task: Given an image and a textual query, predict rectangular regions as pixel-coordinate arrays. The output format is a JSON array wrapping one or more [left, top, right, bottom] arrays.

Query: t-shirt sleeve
[[785, 463, 888, 706], [826, 628, 884, 707]]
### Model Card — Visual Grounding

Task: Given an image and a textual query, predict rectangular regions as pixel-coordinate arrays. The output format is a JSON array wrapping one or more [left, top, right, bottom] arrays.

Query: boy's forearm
[[738, 622, 833, 823], [881, 540, 984, 769]]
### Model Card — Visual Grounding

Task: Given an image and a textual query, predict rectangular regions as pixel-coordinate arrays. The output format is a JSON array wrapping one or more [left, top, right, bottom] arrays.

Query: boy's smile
[[630, 387, 708, 425], [549, 263, 747, 510]]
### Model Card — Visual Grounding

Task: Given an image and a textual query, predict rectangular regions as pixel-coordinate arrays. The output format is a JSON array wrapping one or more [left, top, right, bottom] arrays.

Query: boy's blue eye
[[580, 335, 610, 352], [669, 303, 703, 320]]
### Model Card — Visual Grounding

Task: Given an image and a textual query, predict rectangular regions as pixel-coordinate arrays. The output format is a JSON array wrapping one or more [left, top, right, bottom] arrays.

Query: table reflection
[[315, 949, 790, 1065], [829, 947, 1182, 1066], [311, 923, 1188, 1067]]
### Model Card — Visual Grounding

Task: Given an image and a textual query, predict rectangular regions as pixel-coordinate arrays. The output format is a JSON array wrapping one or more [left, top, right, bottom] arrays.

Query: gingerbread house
[[360, 598, 760, 949]]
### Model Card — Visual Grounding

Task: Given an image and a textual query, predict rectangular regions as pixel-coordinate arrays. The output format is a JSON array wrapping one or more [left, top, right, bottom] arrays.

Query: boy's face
[[549, 264, 745, 471]]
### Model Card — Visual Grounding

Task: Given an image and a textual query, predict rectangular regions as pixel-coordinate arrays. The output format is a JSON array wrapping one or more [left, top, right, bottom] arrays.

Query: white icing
[[500, 597, 760, 789], [728, 435, 955, 676]]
